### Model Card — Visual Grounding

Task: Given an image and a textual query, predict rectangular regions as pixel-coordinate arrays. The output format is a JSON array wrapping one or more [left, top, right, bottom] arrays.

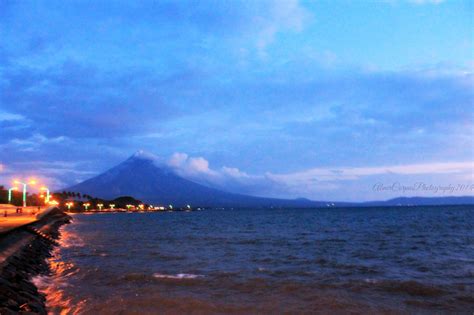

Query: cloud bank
[[163, 152, 473, 201]]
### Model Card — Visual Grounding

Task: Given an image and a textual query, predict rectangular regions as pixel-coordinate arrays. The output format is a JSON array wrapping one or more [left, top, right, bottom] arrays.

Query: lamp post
[[66, 202, 74, 210], [40, 186, 50, 204], [8, 187, 18, 204], [83, 202, 90, 211], [14, 179, 36, 207], [109, 204, 115, 210], [97, 203, 104, 211]]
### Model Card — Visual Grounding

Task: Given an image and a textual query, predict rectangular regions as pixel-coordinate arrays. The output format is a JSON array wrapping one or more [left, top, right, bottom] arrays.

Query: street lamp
[[65, 202, 74, 210], [14, 179, 36, 207], [8, 187, 18, 204], [40, 186, 50, 204], [83, 202, 90, 211], [109, 204, 115, 210], [97, 203, 104, 211]]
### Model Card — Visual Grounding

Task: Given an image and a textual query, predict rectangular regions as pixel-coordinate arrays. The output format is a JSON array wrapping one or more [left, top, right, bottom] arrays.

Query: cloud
[[0, 160, 97, 190], [166, 153, 268, 195], [168, 153, 222, 179], [249, 0, 311, 56], [0, 110, 25, 122], [267, 162, 474, 184], [1, 133, 69, 152], [165, 153, 474, 200]]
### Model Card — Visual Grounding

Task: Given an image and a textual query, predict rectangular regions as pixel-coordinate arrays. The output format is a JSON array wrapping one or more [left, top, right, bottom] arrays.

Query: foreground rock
[[0, 209, 71, 314]]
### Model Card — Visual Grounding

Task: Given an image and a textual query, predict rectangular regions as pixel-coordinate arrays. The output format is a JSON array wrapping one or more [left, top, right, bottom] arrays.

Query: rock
[[0, 306, 18, 314], [0, 210, 70, 314], [4, 298, 19, 309]]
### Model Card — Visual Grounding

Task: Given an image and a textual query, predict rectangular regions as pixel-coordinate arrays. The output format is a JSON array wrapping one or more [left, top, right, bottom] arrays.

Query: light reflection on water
[[34, 229, 87, 315]]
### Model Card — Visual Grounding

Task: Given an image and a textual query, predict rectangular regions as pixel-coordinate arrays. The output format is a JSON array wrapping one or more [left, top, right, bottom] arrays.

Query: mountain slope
[[66, 152, 332, 207]]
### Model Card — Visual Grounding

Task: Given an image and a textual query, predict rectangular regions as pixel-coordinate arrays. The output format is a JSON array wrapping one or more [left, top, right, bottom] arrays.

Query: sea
[[34, 206, 474, 314]]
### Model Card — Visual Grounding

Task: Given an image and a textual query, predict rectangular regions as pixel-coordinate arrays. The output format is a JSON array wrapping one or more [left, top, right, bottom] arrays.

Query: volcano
[[66, 152, 327, 207]]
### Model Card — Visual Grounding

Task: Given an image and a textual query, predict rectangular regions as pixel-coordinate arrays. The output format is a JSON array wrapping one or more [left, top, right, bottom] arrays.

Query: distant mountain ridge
[[363, 196, 474, 206], [66, 152, 474, 207]]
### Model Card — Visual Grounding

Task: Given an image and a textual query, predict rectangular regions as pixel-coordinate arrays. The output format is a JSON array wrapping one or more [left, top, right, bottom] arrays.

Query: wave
[[58, 228, 85, 249], [33, 271, 86, 315], [153, 273, 204, 279]]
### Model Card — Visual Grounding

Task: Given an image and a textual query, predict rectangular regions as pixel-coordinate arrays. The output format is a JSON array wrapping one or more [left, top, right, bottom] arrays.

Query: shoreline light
[[40, 186, 50, 204], [13, 179, 37, 207], [8, 187, 18, 204]]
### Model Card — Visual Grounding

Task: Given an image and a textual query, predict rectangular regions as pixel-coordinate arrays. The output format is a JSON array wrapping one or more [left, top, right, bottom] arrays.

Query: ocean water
[[35, 206, 474, 314]]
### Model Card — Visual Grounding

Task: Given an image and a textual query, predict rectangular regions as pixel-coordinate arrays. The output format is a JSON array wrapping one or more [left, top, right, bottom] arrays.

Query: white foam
[[32, 275, 52, 288], [60, 233, 85, 248], [153, 273, 204, 279], [364, 278, 378, 284]]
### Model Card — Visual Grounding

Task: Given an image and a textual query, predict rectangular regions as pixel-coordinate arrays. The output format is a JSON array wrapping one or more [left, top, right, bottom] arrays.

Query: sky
[[0, 0, 473, 201]]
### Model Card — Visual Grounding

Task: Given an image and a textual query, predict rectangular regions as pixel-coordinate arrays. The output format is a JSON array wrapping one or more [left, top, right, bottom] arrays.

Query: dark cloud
[[0, 60, 187, 139]]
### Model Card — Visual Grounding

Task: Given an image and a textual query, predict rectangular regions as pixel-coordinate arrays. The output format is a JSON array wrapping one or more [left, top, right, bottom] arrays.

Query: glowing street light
[[40, 186, 50, 204], [65, 202, 74, 210], [126, 204, 132, 210], [8, 187, 18, 204], [97, 203, 104, 211], [83, 202, 90, 211], [109, 204, 115, 210], [14, 179, 36, 207]]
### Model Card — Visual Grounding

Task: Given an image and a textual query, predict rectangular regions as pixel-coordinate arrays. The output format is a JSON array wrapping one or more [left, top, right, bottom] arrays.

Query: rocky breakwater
[[0, 208, 71, 314]]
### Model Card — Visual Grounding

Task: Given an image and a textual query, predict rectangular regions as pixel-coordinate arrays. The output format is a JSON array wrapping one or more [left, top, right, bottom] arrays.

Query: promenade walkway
[[0, 204, 50, 234]]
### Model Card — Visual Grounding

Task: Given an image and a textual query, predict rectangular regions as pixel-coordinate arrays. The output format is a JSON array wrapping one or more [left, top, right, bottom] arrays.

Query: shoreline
[[0, 208, 71, 314]]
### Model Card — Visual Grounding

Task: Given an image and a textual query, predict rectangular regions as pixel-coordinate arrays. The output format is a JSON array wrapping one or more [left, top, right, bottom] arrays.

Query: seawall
[[0, 208, 71, 314]]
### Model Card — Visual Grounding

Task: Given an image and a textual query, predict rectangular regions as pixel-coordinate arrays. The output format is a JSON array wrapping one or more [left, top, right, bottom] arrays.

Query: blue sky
[[0, 0, 473, 201]]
